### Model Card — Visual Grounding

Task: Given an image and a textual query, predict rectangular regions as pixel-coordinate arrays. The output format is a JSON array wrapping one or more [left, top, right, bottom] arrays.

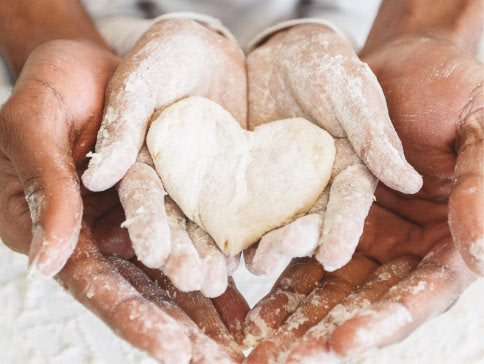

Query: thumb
[[82, 19, 224, 192], [0, 104, 82, 279]]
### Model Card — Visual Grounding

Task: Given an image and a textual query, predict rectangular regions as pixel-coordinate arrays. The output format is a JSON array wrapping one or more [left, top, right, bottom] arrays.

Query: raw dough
[[147, 96, 335, 255]]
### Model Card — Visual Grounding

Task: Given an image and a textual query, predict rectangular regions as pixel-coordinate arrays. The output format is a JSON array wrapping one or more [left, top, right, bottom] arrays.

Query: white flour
[[1, 243, 483, 364]]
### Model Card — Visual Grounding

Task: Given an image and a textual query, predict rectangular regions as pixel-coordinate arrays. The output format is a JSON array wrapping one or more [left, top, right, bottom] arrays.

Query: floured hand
[[243, 6, 483, 362], [118, 145, 241, 297], [64, 210, 249, 364], [81, 18, 247, 296], [245, 24, 423, 275]]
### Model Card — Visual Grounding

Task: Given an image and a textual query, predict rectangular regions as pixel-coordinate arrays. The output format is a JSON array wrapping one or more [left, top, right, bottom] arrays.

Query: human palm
[[243, 35, 482, 364], [362, 36, 483, 272]]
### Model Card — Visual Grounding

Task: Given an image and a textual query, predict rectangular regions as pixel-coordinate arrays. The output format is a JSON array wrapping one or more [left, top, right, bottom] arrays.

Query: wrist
[[363, 0, 484, 54], [0, 0, 109, 78]]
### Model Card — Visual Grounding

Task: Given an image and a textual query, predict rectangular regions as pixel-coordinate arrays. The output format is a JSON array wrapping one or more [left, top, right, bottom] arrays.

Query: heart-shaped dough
[[147, 97, 335, 256]]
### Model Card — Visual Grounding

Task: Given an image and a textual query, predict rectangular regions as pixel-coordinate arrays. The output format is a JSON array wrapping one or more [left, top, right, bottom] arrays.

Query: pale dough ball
[[147, 96, 335, 255]]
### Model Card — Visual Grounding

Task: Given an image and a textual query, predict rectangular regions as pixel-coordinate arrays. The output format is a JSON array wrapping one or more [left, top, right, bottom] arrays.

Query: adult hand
[[81, 18, 247, 296], [0, 39, 119, 278], [242, 1, 484, 361], [244, 23, 422, 275], [0, 39, 249, 363]]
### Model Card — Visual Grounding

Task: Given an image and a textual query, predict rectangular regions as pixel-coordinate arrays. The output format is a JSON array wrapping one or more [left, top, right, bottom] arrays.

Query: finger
[[117, 160, 171, 268], [0, 102, 82, 279], [286, 256, 418, 363], [135, 261, 244, 362], [225, 253, 241, 275], [162, 197, 203, 292], [329, 44, 423, 194], [246, 255, 378, 364], [92, 206, 135, 260], [109, 257, 238, 364], [449, 86, 484, 275], [82, 19, 247, 192], [247, 189, 328, 276], [243, 243, 260, 275], [277, 26, 422, 194], [316, 164, 377, 272], [57, 224, 192, 363], [187, 220, 228, 298], [329, 240, 477, 358], [244, 258, 325, 345], [211, 277, 251, 348], [253, 214, 324, 275]]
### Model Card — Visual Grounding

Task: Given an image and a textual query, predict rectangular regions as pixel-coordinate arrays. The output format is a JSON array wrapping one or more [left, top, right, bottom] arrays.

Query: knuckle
[[23, 175, 45, 224], [457, 83, 484, 153], [417, 259, 458, 285], [321, 276, 354, 296]]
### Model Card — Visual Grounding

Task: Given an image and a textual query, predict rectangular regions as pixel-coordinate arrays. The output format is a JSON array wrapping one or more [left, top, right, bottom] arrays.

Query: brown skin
[[0, 0, 109, 77], [0, 2, 249, 361], [244, 0, 483, 362]]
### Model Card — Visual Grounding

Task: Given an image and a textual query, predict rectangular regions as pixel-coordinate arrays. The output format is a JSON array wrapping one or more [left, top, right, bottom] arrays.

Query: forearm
[[363, 0, 484, 54], [0, 0, 109, 77]]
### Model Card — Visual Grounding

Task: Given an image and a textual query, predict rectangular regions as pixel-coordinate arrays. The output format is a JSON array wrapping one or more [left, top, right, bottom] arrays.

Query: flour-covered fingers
[[211, 277, 251, 348], [286, 256, 418, 363], [187, 221, 228, 297], [82, 19, 247, 192], [253, 214, 324, 275], [329, 240, 477, 358], [117, 162, 171, 269], [250, 189, 328, 276], [135, 262, 244, 362], [317, 164, 377, 272], [57, 225, 191, 364], [246, 255, 378, 364], [107, 256, 187, 321], [449, 85, 484, 275], [244, 258, 325, 345], [321, 39, 422, 194], [225, 253, 241, 275], [81, 20, 182, 192], [243, 243, 260, 275], [271, 25, 421, 194], [162, 197, 203, 291], [111, 257, 239, 364]]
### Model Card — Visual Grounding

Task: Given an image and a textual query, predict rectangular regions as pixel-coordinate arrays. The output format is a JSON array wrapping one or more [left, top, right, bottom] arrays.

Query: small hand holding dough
[[117, 146, 236, 297], [82, 18, 247, 192], [82, 18, 247, 297], [245, 24, 423, 274], [147, 96, 336, 256]]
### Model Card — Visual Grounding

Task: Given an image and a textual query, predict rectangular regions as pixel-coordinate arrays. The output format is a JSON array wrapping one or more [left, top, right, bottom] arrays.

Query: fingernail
[[27, 228, 54, 280], [27, 227, 44, 272], [27, 253, 43, 279]]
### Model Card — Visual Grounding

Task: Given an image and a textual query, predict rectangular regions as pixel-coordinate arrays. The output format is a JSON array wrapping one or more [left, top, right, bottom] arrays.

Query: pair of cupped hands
[[0, 14, 482, 364]]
